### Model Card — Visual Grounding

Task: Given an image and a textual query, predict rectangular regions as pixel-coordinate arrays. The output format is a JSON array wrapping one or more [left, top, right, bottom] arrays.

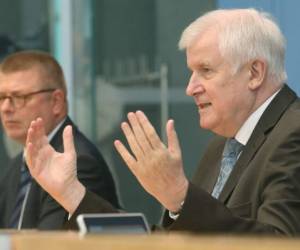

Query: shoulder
[[0, 153, 22, 189]]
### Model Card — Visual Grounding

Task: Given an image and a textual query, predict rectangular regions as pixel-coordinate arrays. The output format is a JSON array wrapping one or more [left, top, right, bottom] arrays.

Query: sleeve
[[76, 152, 120, 209], [163, 183, 276, 234], [36, 151, 121, 230], [35, 193, 68, 230], [36, 134, 120, 229], [63, 189, 119, 230], [162, 129, 300, 235]]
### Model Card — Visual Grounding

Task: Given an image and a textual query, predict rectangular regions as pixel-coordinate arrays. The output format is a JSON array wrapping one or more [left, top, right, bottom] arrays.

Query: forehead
[[186, 29, 223, 68], [0, 68, 43, 93]]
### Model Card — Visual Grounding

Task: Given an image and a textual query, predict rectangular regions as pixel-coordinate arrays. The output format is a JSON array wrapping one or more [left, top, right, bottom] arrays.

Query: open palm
[[114, 111, 188, 212], [25, 118, 77, 203]]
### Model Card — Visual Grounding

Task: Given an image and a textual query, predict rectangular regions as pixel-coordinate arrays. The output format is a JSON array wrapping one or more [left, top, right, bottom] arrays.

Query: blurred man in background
[[0, 51, 119, 229]]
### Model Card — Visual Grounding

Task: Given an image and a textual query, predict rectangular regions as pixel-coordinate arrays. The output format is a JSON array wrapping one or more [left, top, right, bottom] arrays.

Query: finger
[[127, 112, 152, 152], [29, 118, 48, 151], [114, 140, 138, 174], [121, 122, 144, 159], [63, 125, 76, 156], [166, 119, 181, 155], [25, 142, 38, 174], [25, 131, 44, 177], [25, 119, 44, 166], [25, 120, 35, 153], [136, 110, 163, 148], [26, 119, 38, 145], [25, 129, 35, 170], [35, 117, 46, 137]]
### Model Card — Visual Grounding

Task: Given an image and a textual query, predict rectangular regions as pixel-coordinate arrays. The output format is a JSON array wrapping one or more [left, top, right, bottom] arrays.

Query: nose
[[185, 72, 204, 96], [0, 97, 15, 112]]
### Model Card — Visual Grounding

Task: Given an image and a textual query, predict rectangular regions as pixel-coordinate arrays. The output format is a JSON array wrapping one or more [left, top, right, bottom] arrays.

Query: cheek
[[211, 94, 236, 121], [23, 107, 47, 126], [22, 114, 37, 131], [212, 103, 226, 123]]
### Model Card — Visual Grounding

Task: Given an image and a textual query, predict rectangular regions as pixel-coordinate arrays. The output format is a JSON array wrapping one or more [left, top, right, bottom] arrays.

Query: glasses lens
[[13, 96, 25, 108]]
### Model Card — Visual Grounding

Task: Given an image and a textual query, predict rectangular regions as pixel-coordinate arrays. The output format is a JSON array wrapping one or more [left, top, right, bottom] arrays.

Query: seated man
[[26, 9, 300, 235], [0, 51, 119, 229]]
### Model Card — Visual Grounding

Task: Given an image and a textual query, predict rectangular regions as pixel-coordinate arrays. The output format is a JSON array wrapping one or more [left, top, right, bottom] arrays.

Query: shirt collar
[[235, 89, 281, 146], [47, 117, 67, 142]]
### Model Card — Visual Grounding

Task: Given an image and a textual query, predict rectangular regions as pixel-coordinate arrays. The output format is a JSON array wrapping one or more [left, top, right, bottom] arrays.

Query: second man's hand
[[114, 110, 188, 212]]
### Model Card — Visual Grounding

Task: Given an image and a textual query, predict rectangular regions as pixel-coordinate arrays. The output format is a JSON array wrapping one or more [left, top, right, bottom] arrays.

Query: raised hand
[[25, 118, 85, 214], [114, 111, 188, 212]]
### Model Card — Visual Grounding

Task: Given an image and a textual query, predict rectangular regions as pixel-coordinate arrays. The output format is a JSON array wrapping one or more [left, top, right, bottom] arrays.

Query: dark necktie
[[211, 138, 243, 199], [9, 161, 32, 229]]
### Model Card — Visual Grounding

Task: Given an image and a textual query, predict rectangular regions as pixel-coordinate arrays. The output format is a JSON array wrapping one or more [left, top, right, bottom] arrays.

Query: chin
[[199, 119, 214, 130], [200, 120, 226, 136], [6, 132, 26, 144]]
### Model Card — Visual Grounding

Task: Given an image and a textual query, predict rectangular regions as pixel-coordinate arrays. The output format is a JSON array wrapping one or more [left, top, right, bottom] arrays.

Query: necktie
[[211, 138, 243, 199], [9, 161, 32, 229]]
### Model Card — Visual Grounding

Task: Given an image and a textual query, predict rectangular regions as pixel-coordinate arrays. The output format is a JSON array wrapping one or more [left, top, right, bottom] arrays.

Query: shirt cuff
[[168, 201, 185, 220], [169, 210, 180, 220]]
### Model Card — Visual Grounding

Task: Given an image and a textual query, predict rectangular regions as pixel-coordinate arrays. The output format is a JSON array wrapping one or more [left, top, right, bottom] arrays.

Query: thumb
[[166, 119, 181, 155], [63, 125, 76, 155]]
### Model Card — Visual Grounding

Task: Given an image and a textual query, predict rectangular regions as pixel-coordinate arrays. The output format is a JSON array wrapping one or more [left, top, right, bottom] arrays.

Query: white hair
[[179, 9, 287, 84]]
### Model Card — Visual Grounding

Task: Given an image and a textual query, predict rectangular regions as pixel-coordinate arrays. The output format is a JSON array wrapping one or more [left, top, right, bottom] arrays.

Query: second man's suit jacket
[[65, 85, 300, 235], [0, 116, 119, 229]]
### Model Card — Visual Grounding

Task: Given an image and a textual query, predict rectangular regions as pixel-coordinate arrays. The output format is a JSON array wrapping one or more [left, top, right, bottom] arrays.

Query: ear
[[51, 89, 66, 115], [248, 59, 266, 90]]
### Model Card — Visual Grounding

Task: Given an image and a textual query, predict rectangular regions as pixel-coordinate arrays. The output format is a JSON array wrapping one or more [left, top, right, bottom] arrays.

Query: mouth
[[3, 120, 19, 126], [198, 103, 212, 109]]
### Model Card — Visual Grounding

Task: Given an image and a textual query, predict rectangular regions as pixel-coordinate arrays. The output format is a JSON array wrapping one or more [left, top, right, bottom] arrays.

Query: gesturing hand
[[114, 111, 188, 212], [25, 118, 85, 214]]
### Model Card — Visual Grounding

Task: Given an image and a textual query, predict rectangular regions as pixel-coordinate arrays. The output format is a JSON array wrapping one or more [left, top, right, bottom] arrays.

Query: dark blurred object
[[0, 35, 20, 61]]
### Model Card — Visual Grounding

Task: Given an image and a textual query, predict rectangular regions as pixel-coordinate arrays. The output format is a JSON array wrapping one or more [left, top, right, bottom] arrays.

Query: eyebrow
[[0, 90, 32, 96], [192, 63, 211, 70], [191, 58, 211, 67]]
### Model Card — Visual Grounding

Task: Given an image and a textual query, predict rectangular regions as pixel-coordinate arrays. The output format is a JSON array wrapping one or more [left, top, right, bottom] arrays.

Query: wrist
[[171, 200, 185, 214], [167, 179, 188, 213], [59, 180, 86, 214]]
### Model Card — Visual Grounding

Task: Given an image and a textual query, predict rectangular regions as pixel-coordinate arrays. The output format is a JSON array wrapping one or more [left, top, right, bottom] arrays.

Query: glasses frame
[[0, 88, 57, 109]]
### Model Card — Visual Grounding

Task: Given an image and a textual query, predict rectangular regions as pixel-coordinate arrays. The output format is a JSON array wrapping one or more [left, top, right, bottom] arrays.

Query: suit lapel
[[218, 129, 266, 202], [218, 85, 297, 203], [49, 116, 74, 151], [192, 136, 225, 193], [6, 154, 23, 219]]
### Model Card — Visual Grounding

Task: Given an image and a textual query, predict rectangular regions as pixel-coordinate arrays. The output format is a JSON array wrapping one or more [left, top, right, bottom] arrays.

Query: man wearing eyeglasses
[[0, 51, 119, 230]]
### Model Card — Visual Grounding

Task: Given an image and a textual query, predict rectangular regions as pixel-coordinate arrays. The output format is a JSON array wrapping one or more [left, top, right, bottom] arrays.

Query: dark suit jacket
[[162, 84, 300, 235], [65, 85, 300, 235], [0, 116, 119, 229]]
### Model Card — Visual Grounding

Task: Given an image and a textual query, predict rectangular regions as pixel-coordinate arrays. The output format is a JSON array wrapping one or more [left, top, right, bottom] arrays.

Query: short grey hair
[[179, 9, 287, 84]]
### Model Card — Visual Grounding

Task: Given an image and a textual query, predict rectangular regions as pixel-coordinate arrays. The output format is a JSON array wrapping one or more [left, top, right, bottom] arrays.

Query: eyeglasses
[[0, 88, 56, 109]]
